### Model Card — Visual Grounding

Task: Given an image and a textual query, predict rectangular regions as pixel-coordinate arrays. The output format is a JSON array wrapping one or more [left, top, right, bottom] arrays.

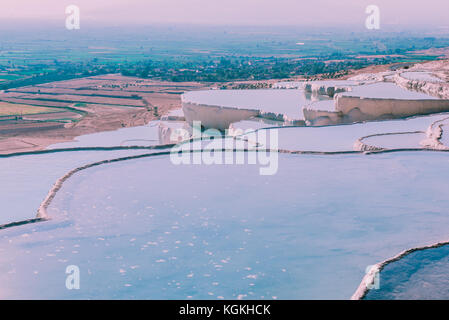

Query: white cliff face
[[182, 102, 259, 131]]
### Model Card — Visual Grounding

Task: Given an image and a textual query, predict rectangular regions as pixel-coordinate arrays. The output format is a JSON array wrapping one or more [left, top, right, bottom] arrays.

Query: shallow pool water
[[244, 113, 448, 152], [364, 244, 449, 299], [1, 152, 449, 299], [0, 149, 154, 225]]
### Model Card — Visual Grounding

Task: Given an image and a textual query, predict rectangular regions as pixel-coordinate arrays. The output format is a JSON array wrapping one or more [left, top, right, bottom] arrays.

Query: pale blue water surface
[[0, 150, 154, 225], [1, 152, 449, 299], [365, 244, 449, 299]]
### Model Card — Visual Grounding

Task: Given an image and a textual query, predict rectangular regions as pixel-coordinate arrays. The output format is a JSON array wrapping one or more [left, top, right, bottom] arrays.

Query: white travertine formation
[[335, 95, 449, 119], [302, 108, 343, 126], [182, 90, 310, 129], [303, 80, 361, 97], [275, 80, 363, 97], [304, 80, 449, 126], [395, 73, 449, 99], [160, 108, 186, 121], [348, 71, 396, 82], [182, 101, 259, 130], [158, 120, 191, 145], [420, 116, 449, 150], [182, 60, 449, 129]]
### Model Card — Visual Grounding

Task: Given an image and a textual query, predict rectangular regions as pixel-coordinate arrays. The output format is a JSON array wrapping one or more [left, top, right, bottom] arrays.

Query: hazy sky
[[2, 0, 449, 28]]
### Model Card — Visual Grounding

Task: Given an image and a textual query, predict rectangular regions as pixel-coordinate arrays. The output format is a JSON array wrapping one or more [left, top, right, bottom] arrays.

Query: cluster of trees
[[120, 56, 386, 82], [0, 53, 403, 89], [0, 61, 119, 90]]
